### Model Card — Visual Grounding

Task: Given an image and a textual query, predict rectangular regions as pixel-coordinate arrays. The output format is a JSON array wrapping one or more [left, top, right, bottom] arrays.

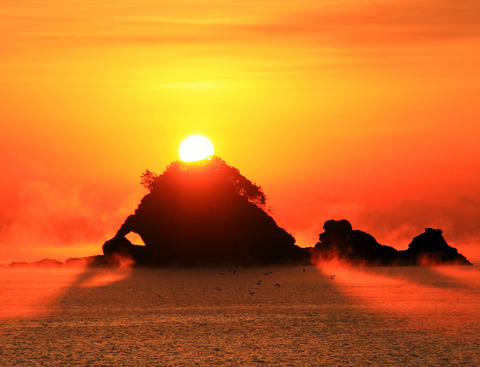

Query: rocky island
[[311, 219, 471, 266], [102, 157, 308, 266], [99, 157, 471, 267]]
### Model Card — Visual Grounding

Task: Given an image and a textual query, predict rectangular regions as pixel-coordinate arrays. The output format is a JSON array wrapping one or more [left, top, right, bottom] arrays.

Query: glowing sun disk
[[179, 135, 214, 162]]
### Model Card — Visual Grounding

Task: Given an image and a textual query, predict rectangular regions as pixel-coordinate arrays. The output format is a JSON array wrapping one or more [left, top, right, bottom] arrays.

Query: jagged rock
[[322, 219, 353, 234], [399, 228, 472, 265], [313, 219, 398, 265], [313, 220, 472, 266], [100, 157, 471, 267], [103, 236, 134, 256], [103, 158, 309, 266]]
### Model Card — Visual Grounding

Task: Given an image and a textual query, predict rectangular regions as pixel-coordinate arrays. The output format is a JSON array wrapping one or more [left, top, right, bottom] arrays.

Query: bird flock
[[213, 267, 337, 296]]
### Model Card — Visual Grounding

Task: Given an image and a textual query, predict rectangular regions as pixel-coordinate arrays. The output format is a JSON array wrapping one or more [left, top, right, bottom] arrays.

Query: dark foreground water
[[1, 264, 479, 366]]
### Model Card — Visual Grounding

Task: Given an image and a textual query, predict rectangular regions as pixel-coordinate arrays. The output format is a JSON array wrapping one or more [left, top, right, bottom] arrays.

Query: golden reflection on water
[[0, 264, 479, 365], [314, 263, 480, 331], [0, 267, 84, 319], [0, 260, 134, 319]]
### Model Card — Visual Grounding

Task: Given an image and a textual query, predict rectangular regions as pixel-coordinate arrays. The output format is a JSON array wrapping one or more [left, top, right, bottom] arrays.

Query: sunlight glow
[[179, 135, 214, 162]]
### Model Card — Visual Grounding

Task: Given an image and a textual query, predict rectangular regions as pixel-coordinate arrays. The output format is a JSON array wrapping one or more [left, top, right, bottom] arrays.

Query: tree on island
[[139, 157, 267, 210], [101, 158, 471, 267], [103, 156, 308, 266]]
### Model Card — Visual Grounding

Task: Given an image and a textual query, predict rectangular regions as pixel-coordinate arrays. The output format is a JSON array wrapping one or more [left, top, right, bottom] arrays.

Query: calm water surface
[[1, 264, 479, 366]]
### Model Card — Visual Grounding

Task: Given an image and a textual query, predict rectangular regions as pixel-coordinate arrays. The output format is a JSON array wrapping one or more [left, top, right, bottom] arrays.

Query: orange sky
[[1, 0, 479, 263]]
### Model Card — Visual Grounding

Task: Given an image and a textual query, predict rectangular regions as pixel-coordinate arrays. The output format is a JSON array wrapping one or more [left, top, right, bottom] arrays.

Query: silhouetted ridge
[[313, 219, 398, 265], [313, 219, 471, 265], [100, 158, 471, 267], [399, 228, 471, 265], [103, 157, 308, 266]]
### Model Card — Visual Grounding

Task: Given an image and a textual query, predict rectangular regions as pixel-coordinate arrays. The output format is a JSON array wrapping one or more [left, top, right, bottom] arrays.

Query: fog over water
[[1, 264, 479, 366]]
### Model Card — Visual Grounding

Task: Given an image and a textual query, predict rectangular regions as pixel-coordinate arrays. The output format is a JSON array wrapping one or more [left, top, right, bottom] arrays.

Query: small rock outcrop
[[8, 259, 64, 267], [313, 219, 472, 266], [312, 219, 398, 265], [399, 228, 471, 265]]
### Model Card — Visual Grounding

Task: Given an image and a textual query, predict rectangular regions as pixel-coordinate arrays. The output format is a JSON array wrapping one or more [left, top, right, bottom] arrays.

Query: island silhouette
[[312, 219, 471, 266], [98, 157, 471, 267], [102, 157, 309, 266], [7, 156, 472, 267]]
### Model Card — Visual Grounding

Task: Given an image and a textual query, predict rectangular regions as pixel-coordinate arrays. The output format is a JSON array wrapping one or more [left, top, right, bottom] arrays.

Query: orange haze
[[1, 1, 479, 263]]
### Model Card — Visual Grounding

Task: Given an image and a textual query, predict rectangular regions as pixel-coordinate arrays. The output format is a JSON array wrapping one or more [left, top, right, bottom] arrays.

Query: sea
[[1, 263, 479, 366]]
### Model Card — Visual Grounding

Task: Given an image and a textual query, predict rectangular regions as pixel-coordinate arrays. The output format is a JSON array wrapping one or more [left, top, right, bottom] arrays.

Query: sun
[[179, 135, 215, 162]]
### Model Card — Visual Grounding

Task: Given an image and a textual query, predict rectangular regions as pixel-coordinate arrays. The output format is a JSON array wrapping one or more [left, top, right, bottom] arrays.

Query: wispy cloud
[[0, 180, 142, 263], [2, 1, 479, 54]]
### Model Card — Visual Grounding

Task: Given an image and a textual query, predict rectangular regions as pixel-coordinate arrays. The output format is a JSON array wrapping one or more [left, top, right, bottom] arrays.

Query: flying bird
[[274, 283, 281, 288], [248, 290, 255, 295], [330, 275, 336, 280], [257, 280, 262, 285]]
